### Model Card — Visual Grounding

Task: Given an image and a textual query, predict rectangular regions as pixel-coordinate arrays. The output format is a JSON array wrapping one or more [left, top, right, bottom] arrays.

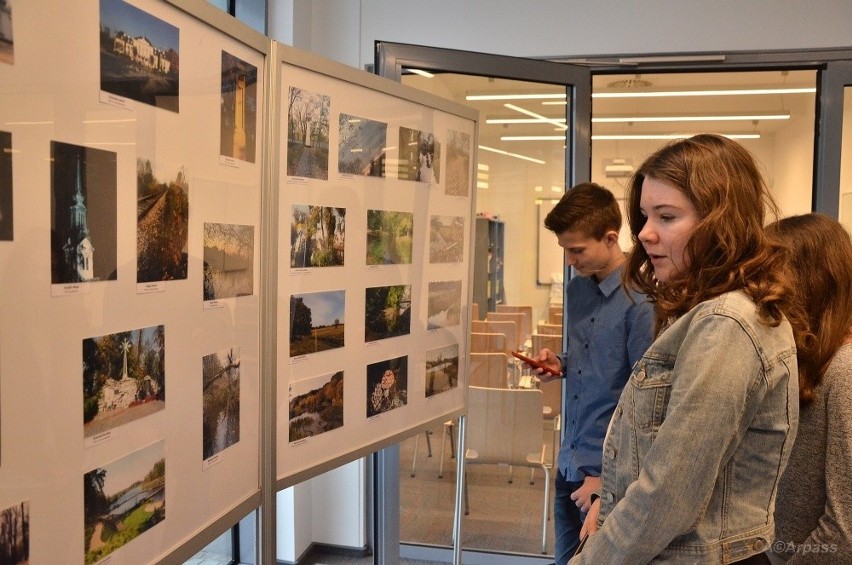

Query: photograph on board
[[290, 204, 345, 268], [286, 87, 330, 179], [202, 347, 241, 461], [367, 355, 408, 417], [289, 290, 345, 357], [137, 159, 189, 283], [220, 50, 258, 162], [289, 371, 344, 442], [425, 342, 459, 397], [203, 222, 254, 301], [338, 114, 386, 177], [365, 284, 411, 343]]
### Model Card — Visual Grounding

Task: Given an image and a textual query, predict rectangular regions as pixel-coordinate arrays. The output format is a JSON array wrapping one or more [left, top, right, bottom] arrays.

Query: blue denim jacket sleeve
[[573, 311, 777, 564]]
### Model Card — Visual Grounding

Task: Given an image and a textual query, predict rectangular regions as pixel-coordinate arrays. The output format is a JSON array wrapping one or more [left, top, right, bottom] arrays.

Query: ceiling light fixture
[[592, 113, 790, 123], [501, 135, 564, 141], [503, 103, 568, 130], [466, 92, 565, 101], [406, 68, 435, 78], [592, 134, 761, 140], [478, 144, 546, 164], [469, 86, 814, 103]]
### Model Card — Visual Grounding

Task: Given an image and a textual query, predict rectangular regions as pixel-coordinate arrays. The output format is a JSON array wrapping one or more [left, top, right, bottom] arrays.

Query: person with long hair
[[565, 134, 805, 564], [767, 213, 852, 564]]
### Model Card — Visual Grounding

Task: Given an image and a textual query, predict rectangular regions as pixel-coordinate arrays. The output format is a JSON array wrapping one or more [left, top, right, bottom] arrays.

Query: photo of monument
[[286, 87, 330, 179], [220, 50, 258, 162]]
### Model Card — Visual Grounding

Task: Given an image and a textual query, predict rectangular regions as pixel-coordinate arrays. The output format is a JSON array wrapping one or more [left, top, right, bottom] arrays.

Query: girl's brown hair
[[623, 134, 803, 340], [768, 214, 852, 403]]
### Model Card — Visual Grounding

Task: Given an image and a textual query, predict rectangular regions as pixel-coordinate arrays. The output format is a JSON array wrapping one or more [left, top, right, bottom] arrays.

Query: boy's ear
[[604, 230, 619, 246]]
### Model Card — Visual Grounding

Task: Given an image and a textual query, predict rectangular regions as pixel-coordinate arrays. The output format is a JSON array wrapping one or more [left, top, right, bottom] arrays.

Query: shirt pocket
[[626, 358, 673, 431]]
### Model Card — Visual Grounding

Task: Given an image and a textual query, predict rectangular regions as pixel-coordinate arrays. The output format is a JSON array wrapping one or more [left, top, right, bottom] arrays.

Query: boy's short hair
[[544, 182, 622, 240]]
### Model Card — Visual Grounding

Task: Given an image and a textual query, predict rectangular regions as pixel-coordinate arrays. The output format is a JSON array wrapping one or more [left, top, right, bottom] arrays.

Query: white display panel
[[276, 49, 477, 485], [0, 0, 265, 562]]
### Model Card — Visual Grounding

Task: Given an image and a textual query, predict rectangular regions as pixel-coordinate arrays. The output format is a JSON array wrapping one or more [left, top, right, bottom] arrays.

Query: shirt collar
[[593, 264, 624, 297]]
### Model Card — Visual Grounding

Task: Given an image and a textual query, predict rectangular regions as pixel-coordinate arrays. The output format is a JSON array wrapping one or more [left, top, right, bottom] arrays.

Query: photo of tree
[[220, 50, 257, 162], [84, 441, 165, 564], [366, 209, 413, 265], [290, 204, 345, 268], [136, 159, 189, 283], [203, 223, 254, 301], [290, 290, 345, 356], [445, 129, 471, 196], [286, 87, 329, 179], [338, 114, 386, 176], [427, 280, 462, 330], [365, 285, 411, 343], [398, 127, 440, 183], [0, 0, 13, 66], [429, 215, 465, 263], [0, 500, 28, 565], [99, 0, 179, 112], [202, 347, 240, 461], [367, 356, 408, 417], [83, 325, 165, 438], [289, 371, 343, 442], [51, 141, 118, 284], [425, 343, 459, 397], [0, 130, 12, 241]]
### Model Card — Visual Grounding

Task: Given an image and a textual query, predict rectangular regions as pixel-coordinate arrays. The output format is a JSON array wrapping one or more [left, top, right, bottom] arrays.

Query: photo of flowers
[[366, 355, 408, 417]]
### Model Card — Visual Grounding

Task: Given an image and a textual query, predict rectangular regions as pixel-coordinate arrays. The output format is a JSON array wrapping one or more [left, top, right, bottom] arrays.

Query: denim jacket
[[572, 291, 799, 564]]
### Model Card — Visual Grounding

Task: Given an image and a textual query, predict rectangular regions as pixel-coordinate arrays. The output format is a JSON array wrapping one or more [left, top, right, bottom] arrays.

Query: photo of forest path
[[202, 347, 240, 460], [137, 159, 189, 283], [425, 343, 459, 397], [365, 285, 411, 342], [289, 371, 344, 442], [0, 501, 29, 565], [366, 210, 413, 265], [445, 129, 471, 196], [84, 442, 165, 564], [290, 290, 345, 356], [290, 205, 345, 268], [286, 87, 329, 179], [83, 325, 165, 438]]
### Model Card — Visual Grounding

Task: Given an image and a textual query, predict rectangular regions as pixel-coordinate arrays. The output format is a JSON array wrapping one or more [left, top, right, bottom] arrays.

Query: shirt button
[[578, 370, 582, 375], [570, 443, 575, 449], [584, 344, 589, 349], [590, 318, 595, 323], [573, 395, 578, 400], [604, 492, 614, 503], [606, 448, 616, 460]]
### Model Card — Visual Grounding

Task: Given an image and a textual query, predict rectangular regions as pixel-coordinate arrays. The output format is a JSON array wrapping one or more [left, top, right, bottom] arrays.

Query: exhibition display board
[[0, 0, 476, 562]]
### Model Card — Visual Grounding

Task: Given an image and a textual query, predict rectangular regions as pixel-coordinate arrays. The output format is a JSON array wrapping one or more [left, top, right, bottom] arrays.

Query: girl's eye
[[660, 214, 675, 222]]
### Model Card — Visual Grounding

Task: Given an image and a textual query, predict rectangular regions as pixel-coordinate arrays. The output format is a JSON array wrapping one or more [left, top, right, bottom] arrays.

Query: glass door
[[820, 61, 852, 231], [376, 42, 591, 561]]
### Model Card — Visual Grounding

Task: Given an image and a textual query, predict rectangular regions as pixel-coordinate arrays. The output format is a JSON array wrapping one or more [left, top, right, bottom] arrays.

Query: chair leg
[[410, 434, 420, 477], [439, 421, 457, 478], [541, 464, 550, 554], [464, 471, 470, 515], [425, 429, 433, 457]]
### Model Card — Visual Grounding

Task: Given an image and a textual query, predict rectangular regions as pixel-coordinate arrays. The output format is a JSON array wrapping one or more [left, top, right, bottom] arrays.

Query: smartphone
[[510, 350, 561, 377]]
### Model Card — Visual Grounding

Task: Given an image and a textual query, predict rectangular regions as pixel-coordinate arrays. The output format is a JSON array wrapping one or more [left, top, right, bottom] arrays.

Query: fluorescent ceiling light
[[592, 113, 790, 123], [466, 92, 565, 101], [592, 134, 761, 140], [82, 118, 137, 124], [487, 117, 568, 125], [406, 68, 434, 78], [478, 144, 546, 164], [504, 103, 568, 130], [468, 87, 815, 102], [501, 135, 565, 141], [5, 120, 54, 125]]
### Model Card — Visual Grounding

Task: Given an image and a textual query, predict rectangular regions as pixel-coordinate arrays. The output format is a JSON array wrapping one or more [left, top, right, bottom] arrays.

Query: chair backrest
[[471, 320, 519, 354], [531, 333, 562, 355], [466, 386, 544, 466], [496, 304, 533, 337], [471, 302, 480, 321], [547, 304, 563, 324], [470, 332, 508, 355], [484, 313, 525, 349], [469, 352, 510, 388], [537, 322, 562, 336]]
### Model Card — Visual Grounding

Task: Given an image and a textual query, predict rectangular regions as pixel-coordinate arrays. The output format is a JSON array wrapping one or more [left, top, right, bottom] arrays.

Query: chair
[[496, 304, 533, 337], [471, 319, 521, 384], [547, 304, 563, 324], [470, 331, 509, 356], [527, 333, 563, 469], [471, 302, 480, 321], [464, 386, 551, 554], [486, 311, 528, 349], [537, 322, 562, 336], [409, 429, 434, 477]]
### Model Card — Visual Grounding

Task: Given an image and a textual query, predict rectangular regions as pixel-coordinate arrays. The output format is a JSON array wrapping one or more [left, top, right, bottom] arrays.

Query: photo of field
[[427, 280, 462, 330], [445, 129, 471, 196], [202, 347, 240, 460], [203, 223, 254, 301], [84, 441, 165, 564], [290, 204, 345, 268], [287, 87, 329, 179], [0, 130, 11, 241], [367, 356, 408, 417], [398, 127, 440, 183], [51, 141, 118, 284], [99, 0, 179, 112], [429, 215, 465, 263], [289, 371, 343, 442], [366, 209, 412, 265], [425, 343, 459, 397], [365, 285, 411, 343], [220, 50, 258, 162], [338, 114, 386, 176], [0, 500, 28, 565], [137, 159, 189, 283], [290, 290, 345, 356], [83, 325, 165, 438]]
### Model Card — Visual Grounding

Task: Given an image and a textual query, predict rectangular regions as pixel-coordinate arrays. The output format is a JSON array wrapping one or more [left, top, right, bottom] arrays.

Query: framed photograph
[[202, 347, 241, 461], [427, 280, 462, 330], [398, 127, 440, 183], [365, 285, 411, 342], [290, 204, 345, 268], [289, 371, 344, 442], [203, 223, 254, 301], [84, 441, 165, 564], [83, 325, 165, 439], [338, 114, 386, 176], [366, 209, 413, 265], [220, 50, 258, 163], [367, 356, 408, 417], [425, 342, 459, 397], [429, 215, 464, 263], [51, 141, 118, 285], [286, 87, 329, 179], [445, 129, 471, 196], [289, 290, 345, 356], [99, 0, 179, 112], [137, 159, 189, 283]]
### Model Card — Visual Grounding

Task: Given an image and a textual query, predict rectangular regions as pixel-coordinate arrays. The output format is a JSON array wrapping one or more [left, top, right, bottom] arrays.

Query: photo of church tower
[[51, 141, 117, 285]]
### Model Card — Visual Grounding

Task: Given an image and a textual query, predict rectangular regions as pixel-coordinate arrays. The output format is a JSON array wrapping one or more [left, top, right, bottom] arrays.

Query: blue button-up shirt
[[558, 265, 654, 481]]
